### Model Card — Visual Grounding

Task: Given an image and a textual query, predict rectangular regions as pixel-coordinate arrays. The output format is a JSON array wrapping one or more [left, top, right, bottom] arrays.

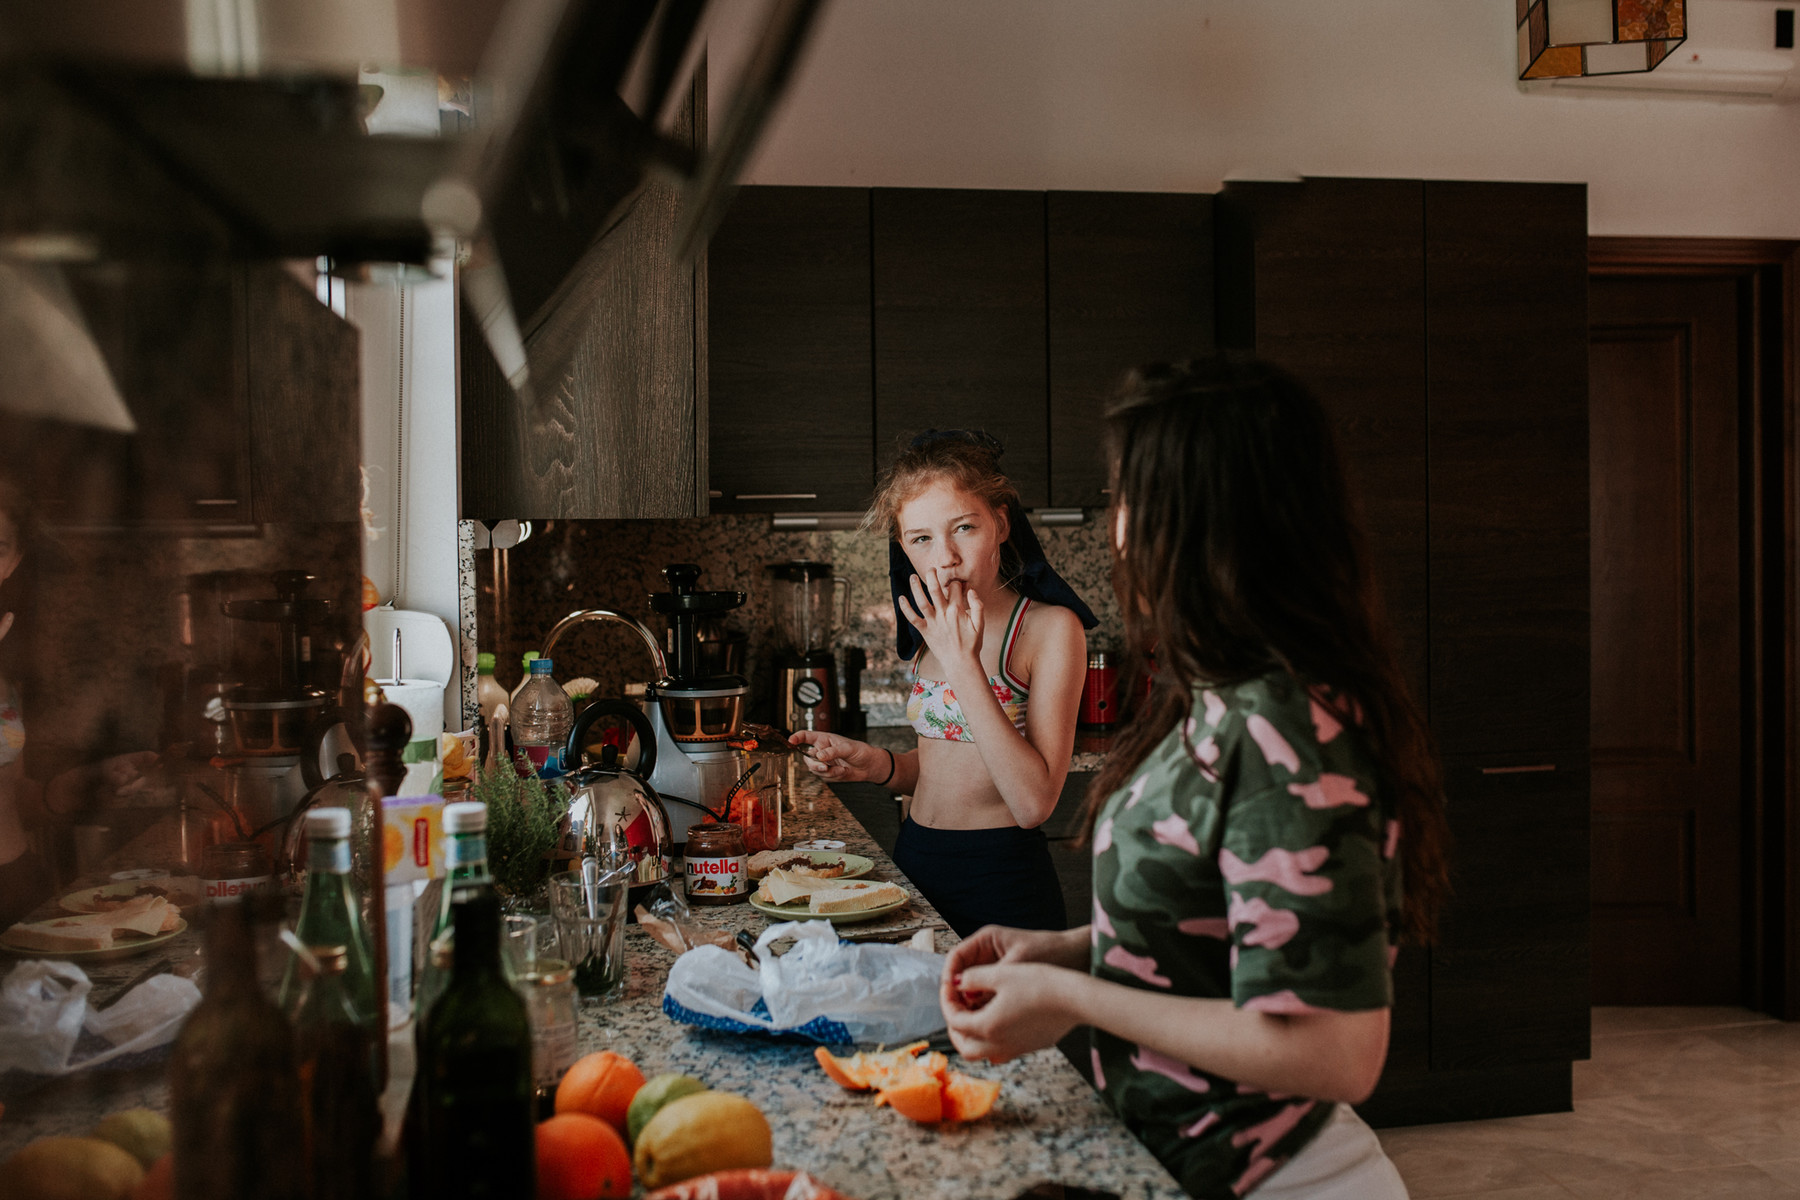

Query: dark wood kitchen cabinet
[[873, 189, 1049, 507], [708, 187, 873, 513], [1426, 181, 1590, 757], [1215, 179, 1429, 704], [1047, 191, 1215, 508], [0, 261, 358, 528], [461, 78, 706, 520], [1218, 177, 1591, 1127]]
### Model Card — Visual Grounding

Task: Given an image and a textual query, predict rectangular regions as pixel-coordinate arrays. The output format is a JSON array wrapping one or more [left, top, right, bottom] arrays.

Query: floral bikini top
[[906, 595, 1032, 743]]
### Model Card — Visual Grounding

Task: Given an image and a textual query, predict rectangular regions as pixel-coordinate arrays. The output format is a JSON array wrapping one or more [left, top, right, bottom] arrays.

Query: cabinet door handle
[[735, 493, 817, 501], [1480, 764, 1557, 775], [193, 499, 239, 506], [707, 490, 723, 499]]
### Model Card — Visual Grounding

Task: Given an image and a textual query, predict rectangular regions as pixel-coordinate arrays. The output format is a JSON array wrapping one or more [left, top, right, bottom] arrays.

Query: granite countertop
[[0, 775, 1183, 1200]]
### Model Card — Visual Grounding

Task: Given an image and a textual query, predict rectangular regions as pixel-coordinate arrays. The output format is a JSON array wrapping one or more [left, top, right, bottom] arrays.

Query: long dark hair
[[1088, 358, 1450, 943]]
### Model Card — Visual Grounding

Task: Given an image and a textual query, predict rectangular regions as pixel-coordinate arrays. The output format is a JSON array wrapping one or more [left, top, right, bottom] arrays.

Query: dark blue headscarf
[[888, 430, 1099, 662]]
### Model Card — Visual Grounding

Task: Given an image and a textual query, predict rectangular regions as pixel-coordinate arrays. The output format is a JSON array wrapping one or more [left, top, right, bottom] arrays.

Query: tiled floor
[[1378, 1007, 1800, 1198]]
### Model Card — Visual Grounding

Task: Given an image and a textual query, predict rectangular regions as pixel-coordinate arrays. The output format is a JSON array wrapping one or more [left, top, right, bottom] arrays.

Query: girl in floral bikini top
[[791, 431, 1094, 938]]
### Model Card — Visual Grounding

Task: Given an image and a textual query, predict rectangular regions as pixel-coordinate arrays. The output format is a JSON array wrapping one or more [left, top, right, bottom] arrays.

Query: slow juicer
[[542, 565, 750, 845]]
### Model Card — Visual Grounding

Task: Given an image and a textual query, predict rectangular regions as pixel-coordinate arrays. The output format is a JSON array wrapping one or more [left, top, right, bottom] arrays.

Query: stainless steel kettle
[[555, 699, 673, 893]]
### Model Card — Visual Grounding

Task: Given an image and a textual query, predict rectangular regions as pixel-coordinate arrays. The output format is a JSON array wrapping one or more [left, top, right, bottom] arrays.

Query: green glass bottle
[[414, 799, 492, 1023], [169, 895, 306, 1200], [293, 945, 380, 1200], [418, 887, 535, 1199], [280, 808, 380, 1038]]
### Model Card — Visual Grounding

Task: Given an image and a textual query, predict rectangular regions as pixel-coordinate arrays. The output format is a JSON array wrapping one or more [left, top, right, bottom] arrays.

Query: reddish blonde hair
[[863, 431, 1023, 544]]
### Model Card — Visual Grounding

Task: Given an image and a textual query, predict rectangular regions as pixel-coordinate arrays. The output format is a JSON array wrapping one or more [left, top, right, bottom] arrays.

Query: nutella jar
[[683, 822, 749, 905], [201, 841, 274, 904]]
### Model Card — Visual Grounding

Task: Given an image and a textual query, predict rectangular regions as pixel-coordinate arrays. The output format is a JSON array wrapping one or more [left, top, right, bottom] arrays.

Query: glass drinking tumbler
[[548, 868, 628, 1002]]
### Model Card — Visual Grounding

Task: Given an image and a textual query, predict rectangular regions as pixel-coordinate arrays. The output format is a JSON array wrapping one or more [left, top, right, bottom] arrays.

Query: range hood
[[0, 0, 825, 405]]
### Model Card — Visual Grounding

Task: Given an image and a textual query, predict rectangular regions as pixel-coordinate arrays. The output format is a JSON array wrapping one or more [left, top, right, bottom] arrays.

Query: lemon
[[632, 1091, 772, 1190]]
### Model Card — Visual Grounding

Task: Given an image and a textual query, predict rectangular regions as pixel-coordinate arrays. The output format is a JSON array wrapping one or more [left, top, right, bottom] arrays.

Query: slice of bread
[[3, 921, 115, 952], [3, 896, 177, 951], [756, 868, 848, 906], [746, 851, 812, 880], [809, 882, 906, 914]]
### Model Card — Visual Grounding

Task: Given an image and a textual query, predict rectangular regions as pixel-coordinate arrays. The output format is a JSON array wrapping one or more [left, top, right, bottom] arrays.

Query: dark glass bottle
[[169, 895, 306, 1200], [417, 887, 536, 1199], [293, 945, 380, 1200]]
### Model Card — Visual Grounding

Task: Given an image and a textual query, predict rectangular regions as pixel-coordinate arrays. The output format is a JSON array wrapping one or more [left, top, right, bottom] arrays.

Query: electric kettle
[[557, 699, 675, 908]]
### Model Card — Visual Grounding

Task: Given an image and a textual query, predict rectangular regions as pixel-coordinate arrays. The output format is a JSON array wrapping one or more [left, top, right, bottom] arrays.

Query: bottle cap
[[477, 651, 496, 673], [531, 658, 554, 675], [304, 807, 352, 839], [444, 800, 488, 833]]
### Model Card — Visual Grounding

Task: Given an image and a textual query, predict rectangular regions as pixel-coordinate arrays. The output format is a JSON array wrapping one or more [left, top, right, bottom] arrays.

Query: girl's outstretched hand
[[788, 730, 880, 782], [896, 568, 984, 678]]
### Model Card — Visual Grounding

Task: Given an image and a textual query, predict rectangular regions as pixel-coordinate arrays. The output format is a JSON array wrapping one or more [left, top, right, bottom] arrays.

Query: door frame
[[1590, 237, 1800, 1019]]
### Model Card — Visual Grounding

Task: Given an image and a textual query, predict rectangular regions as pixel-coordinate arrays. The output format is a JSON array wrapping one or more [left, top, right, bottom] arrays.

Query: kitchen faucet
[[540, 609, 670, 683]]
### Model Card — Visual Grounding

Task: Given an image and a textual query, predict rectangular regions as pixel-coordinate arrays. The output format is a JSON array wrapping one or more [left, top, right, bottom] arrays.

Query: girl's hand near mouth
[[897, 567, 986, 684]]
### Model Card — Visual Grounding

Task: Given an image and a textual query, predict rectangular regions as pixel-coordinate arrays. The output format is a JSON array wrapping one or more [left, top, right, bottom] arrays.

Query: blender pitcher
[[767, 562, 851, 733]]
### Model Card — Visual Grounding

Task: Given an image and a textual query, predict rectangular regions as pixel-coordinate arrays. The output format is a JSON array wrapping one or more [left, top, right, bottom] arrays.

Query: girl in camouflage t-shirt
[[943, 359, 1448, 1199]]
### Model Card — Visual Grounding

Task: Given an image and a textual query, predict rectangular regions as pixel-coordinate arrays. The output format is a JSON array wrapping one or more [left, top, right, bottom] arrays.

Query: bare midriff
[[907, 737, 1025, 830]]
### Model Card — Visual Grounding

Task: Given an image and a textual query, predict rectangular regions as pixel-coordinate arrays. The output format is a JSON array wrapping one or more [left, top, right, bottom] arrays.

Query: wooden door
[[1589, 275, 1745, 1004], [709, 186, 873, 513], [1046, 191, 1214, 509], [873, 189, 1048, 506]]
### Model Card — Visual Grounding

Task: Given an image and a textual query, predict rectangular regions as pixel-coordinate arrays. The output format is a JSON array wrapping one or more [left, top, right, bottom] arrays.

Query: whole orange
[[536, 1113, 631, 1200], [555, 1050, 647, 1134]]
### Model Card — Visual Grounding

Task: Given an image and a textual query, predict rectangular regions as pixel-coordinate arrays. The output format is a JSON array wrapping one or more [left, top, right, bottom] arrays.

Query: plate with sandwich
[[60, 876, 204, 914], [748, 868, 910, 925], [745, 849, 874, 883], [1, 894, 189, 961]]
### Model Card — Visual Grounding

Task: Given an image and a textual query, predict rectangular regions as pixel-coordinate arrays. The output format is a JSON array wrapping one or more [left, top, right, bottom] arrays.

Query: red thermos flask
[[1079, 651, 1119, 729]]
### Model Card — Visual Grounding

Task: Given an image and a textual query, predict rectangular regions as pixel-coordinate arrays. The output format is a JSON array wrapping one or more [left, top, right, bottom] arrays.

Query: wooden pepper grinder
[[361, 700, 411, 1086]]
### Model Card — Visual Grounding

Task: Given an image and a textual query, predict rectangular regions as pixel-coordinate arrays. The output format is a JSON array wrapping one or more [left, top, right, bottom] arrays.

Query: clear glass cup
[[502, 914, 539, 979], [517, 956, 579, 1091], [548, 867, 629, 1002]]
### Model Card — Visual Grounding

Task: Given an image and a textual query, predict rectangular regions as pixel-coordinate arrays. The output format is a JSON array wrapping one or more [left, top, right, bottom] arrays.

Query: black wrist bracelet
[[878, 747, 896, 788]]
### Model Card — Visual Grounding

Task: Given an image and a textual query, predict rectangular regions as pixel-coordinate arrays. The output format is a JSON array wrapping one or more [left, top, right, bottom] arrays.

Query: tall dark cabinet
[[1219, 177, 1591, 1126]]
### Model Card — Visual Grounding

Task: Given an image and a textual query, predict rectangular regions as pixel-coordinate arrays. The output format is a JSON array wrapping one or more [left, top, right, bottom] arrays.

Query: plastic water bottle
[[509, 657, 572, 776]]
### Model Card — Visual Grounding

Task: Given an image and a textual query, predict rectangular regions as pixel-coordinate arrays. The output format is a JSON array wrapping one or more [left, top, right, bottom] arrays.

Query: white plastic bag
[[0, 960, 90, 1073], [662, 921, 946, 1046], [0, 960, 200, 1075]]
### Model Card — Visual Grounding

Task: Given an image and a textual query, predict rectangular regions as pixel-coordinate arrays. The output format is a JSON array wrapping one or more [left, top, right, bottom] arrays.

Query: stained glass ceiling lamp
[[1518, 0, 1687, 79]]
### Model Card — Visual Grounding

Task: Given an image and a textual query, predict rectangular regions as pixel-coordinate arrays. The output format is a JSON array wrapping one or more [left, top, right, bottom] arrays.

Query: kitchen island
[[0, 771, 1183, 1200]]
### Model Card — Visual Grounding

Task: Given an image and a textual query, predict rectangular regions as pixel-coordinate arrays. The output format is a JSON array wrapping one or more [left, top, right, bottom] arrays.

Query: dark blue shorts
[[891, 818, 1066, 938]]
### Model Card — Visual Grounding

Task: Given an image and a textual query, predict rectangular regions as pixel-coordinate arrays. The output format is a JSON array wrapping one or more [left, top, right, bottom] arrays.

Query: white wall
[[349, 267, 464, 733], [718, 0, 1800, 238]]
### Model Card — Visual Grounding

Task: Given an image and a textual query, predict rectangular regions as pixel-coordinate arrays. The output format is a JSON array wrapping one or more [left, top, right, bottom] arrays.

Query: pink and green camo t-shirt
[[1088, 671, 1402, 1199]]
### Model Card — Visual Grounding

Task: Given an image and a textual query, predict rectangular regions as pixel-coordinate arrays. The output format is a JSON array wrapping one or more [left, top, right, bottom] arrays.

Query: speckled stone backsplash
[[473, 514, 1122, 726]]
